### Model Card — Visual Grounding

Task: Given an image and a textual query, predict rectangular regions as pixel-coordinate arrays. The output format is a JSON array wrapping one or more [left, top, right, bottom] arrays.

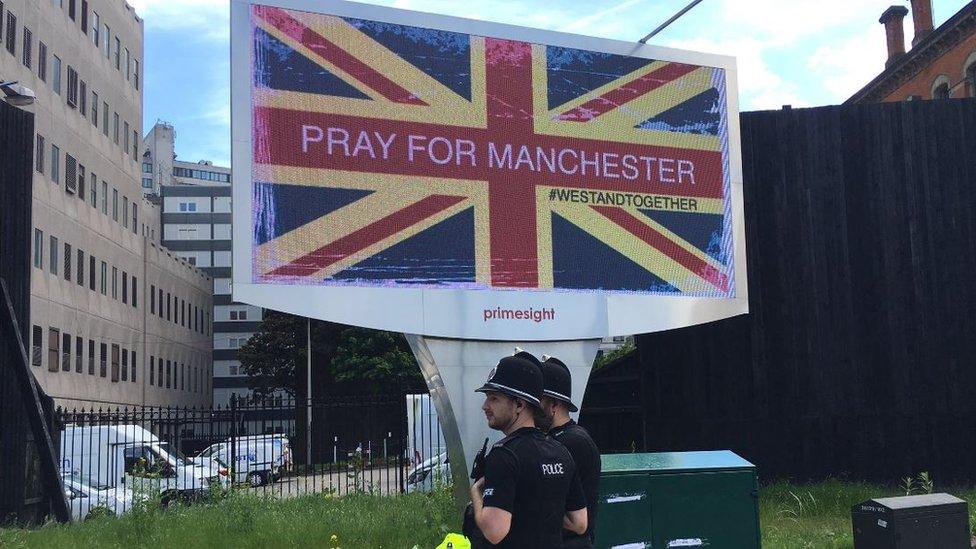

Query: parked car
[[191, 435, 290, 487], [62, 470, 136, 521], [405, 452, 450, 493], [61, 424, 229, 502]]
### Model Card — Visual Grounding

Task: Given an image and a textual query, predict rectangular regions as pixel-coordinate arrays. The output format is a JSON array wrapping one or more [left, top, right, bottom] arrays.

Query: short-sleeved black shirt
[[550, 420, 602, 544], [479, 426, 587, 548]]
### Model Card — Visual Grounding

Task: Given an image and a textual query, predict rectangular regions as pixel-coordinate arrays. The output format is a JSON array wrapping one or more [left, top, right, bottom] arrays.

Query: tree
[[238, 311, 424, 397], [331, 328, 424, 392]]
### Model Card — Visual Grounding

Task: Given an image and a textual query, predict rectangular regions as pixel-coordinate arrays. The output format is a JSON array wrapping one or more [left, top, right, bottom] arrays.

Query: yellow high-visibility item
[[435, 533, 470, 549]]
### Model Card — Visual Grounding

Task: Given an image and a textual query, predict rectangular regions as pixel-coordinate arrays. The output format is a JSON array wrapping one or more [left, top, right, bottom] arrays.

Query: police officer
[[540, 356, 602, 549], [468, 353, 588, 547]]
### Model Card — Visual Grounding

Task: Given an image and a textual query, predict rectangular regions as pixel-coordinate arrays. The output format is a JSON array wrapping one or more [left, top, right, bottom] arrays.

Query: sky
[[129, 0, 969, 167]]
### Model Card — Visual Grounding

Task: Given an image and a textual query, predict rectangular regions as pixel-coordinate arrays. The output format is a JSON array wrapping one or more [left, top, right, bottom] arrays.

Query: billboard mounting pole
[[638, 0, 706, 43]]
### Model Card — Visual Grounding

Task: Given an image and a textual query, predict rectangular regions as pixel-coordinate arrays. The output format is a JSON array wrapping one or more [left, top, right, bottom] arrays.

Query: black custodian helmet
[[475, 353, 544, 408], [541, 356, 578, 412]]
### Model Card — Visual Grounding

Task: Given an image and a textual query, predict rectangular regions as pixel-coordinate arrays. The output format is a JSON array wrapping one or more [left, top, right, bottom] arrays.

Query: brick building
[[848, 0, 976, 103]]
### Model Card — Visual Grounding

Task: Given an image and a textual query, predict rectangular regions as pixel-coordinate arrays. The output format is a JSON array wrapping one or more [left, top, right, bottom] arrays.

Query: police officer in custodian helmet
[[467, 352, 588, 547], [541, 356, 602, 549]]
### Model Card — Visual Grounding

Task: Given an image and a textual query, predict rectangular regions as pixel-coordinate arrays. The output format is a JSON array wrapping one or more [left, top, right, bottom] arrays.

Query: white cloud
[[129, 0, 229, 42], [808, 25, 888, 100]]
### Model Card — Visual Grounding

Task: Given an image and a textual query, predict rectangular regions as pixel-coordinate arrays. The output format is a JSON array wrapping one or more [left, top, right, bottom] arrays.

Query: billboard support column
[[406, 335, 601, 513]]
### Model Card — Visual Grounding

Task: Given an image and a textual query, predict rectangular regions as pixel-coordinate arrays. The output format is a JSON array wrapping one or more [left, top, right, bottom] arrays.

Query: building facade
[[849, 0, 976, 103], [1, 0, 212, 408], [143, 122, 265, 407]]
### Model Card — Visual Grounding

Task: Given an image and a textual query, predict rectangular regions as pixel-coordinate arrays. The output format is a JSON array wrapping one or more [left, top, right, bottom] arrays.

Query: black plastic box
[[851, 493, 969, 548]]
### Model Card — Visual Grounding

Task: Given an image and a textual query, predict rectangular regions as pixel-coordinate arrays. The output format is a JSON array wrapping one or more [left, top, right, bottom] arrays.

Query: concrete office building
[[1, 0, 212, 408], [143, 122, 266, 407]]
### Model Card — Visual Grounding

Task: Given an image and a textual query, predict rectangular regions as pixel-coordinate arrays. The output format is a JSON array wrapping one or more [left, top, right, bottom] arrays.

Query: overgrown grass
[[760, 479, 976, 548], [0, 487, 459, 549], [4, 480, 976, 548]]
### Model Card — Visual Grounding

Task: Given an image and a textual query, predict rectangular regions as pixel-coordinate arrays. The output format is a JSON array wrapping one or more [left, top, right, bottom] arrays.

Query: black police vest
[[478, 427, 582, 549], [550, 420, 602, 545]]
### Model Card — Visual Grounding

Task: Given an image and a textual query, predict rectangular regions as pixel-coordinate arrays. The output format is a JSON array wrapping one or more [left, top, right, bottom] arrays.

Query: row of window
[[35, 133, 145, 238], [29, 325, 210, 396], [148, 355, 210, 395], [31, 325, 136, 383], [149, 283, 211, 337], [33, 228, 139, 307], [172, 166, 232, 183]]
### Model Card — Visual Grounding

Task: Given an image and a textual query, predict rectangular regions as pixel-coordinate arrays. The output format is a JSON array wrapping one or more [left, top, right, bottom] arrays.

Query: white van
[[191, 435, 290, 487], [405, 451, 450, 493], [62, 470, 138, 521], [61, 424, 228, 501]]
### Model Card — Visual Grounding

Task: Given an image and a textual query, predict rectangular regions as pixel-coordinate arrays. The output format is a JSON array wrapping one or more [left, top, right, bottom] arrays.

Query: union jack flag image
[[250, 4, 735, 297]]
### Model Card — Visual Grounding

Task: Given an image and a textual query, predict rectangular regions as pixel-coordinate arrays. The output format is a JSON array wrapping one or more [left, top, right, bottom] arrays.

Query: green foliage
[[331, 328, 423, 391], [0, 491, 461, 549], [902, 471, 935, 495], [238, 311, 423, 397], [592, 339, 635, 371]]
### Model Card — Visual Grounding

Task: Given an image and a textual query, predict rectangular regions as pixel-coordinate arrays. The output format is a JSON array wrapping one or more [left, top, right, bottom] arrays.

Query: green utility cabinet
[[593, 450, 760, 549]]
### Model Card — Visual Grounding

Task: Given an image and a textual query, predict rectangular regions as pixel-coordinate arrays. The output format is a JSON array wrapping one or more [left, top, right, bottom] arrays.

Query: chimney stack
[[910, 0, 934, 45], [880, 6, 910, 68]]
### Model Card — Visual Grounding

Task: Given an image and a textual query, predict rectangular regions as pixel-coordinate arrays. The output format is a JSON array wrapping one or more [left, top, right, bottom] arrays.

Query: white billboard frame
[[230, 0, 748, 341]]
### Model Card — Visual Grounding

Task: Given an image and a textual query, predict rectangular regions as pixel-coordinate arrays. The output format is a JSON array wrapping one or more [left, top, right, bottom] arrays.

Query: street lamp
[[0, 81, 37, 107]]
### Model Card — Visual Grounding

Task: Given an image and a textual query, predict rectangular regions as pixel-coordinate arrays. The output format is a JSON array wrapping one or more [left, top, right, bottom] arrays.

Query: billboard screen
[[231, 0, 748, 340]]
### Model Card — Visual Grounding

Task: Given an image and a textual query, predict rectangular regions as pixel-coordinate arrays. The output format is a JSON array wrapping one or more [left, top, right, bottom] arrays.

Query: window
[[32, 326, 42, 367], [88, 255, 95, 290], [35, 134, 44, 173], [61, 332, 70, 372], [63, 243, 71, 281], [100, 342, 107, 377], [88, 340, 95, 375], [91, 91, 98, 126], [66, 66, 78, 107], [76, 249, 84, 286], [142, 162, 152, 174], [112, 188, 118, 221], [230, 309, 248, 320], [133, 131, 138, 159], [131, 351, 136, 382], [113, 112, 119, 144], [166, 292, 171, 320], [132, 276, 137, 308], [103, 24, 109, 58], [48, 328, 60, 372], [77, 164, 85, 200], [133, 58, 139, 90], [132, 204, 138, 234], [102, 102, 108, 136], [121, 271, 127, 304], [150, 356, 155, 386], [52, 55, 61, 95], [89, 173, 97, 207], [21, 27, 30, 68], [65, 154, 77, 193], [123, 121, 129, 154], [111, 266, 117, 299], [100, 181, 107, 214], [166, 360, 171, 388], [79, 81, 87, 117], [111, 344, 119, 382], [123, 196, 128, 228], [75, 336, 82, 373], [37, 41, 46, 81], [179, 202, 198, 212], [50, 144, 60, 184], [113, 36, 120, 70], [91, 12, 98, 46], [33, 229, 42, 269], [934, 84, 950, 99], [121, 348, 127, 381], [158, 288, 163, 317], [49, 236, 58, 275], [5, 11, 14, 56], [68, 0, 75, 20], [99, 261, 106, 294], [142, 177, 153, 189], [0, 3, 4, 49], [124, 47, 129, 80], [150, 284, 155, 314], [968, 62, 976, 98]]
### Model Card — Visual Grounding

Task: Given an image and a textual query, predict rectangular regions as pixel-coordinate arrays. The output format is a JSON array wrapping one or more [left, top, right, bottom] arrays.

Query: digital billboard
[[231, 0, 748, 340]]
